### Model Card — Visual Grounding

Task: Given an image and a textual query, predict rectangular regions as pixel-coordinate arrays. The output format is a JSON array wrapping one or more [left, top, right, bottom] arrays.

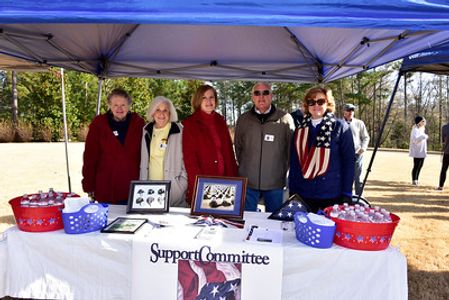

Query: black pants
[[412, 158, 425, 181], [439, 154, 449, 187], [302, 197, 347, 214]]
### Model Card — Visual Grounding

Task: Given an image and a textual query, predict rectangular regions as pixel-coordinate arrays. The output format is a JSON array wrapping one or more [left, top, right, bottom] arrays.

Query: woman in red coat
[[82, 88, 145, 204], [182, 85, 238, 205]]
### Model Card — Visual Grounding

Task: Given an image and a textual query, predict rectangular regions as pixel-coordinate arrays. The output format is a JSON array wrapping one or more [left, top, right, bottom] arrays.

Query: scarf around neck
[[294, 112, 336, 179]]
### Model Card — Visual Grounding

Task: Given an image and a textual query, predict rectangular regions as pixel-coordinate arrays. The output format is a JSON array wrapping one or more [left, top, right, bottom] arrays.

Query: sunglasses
[[306, 98, 327, 106], [253, 90, 271, 96]]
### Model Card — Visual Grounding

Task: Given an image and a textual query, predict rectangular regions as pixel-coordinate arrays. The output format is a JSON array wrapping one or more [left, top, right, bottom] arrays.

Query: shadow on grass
[[0, 215, 15, 226], [362, 180, 449, 215], [408, 267, 449, 300]]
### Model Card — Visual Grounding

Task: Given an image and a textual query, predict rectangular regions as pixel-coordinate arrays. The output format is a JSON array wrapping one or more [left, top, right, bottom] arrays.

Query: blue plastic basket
[[62, 203, 109, 234], [294, 212, 336, 249]]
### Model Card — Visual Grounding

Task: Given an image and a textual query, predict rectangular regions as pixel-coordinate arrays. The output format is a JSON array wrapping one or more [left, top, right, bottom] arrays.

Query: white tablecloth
[[0, 206, 408, 300]]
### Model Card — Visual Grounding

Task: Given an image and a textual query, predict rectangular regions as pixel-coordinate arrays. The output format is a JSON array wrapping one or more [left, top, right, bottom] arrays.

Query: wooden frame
[[191, 176, 246, 219]]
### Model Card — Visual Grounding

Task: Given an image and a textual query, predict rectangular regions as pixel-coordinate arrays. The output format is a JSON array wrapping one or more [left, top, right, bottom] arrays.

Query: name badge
[[264, 134, 275, 142], [160, 138, 168, 149], [113, 131, 119, 136]]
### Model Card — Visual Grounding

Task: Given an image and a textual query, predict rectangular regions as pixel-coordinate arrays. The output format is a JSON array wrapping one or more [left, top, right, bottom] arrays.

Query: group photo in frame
[[101, 217, 147, 234], [127, 180, 171, 214], [191, 176, 247, 219]]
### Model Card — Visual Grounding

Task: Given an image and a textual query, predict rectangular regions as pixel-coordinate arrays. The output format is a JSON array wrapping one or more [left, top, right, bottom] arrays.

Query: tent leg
[[96, 78, 103, 116], [359, 71, 403, 198], [60, 68, 72, 193]]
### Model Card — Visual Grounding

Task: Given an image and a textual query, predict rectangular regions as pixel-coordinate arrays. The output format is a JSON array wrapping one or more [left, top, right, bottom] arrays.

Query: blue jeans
[[354, 154, 363, 195], [244, 187, 284, 212]]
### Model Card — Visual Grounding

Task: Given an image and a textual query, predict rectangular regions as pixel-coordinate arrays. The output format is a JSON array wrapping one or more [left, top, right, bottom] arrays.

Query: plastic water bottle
[[330, 205, 340, 218], [380, 208, 392, 222], [346, 211, 356, 222], [372, 212, 385, 223], [20, 194, 30, 206]]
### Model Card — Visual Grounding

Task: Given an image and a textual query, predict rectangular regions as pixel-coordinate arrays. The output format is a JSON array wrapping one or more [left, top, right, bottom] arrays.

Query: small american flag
[[268, 194, 310, 221], [295, 113, 335, 179], [193, 216, 244, 228]]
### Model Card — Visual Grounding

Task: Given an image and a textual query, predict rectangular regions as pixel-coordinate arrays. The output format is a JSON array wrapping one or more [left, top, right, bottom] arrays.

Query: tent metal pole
[[359, 71, 402, 198], [96, 78, 103, 116], [60, 68, 72, 193]]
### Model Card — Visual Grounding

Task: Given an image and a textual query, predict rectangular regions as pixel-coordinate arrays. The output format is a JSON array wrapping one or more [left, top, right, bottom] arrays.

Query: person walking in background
[[343, 103, 370, 196], [182, 84, 238, 205], [82, 88, 145, 204], [409, 115, 428, 186], [437, 121, 449, 190], [140, 96, 188, 207], [289, 86, 355, 213], [234, 82, 294, 212]]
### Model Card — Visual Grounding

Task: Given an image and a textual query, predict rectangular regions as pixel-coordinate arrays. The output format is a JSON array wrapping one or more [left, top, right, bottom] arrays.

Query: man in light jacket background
[[343, 104, 370, 196]]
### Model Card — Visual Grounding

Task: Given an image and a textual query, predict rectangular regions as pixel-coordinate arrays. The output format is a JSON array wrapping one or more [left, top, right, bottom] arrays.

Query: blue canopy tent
[[2, 1, 449, 82], [2, 0, 449, 195], [401, 42, 449, 74]]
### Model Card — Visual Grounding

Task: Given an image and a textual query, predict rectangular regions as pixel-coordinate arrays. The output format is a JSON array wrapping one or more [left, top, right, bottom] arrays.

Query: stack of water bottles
[[19, 188, 77, 207], [328, 203, 392, 223], [9, 188, 79, 232], [324, 203, 400, 251]]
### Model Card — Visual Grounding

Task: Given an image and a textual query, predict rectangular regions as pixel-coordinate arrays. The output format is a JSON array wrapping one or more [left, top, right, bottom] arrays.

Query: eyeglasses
[[253, 90, 271, 96], [306, 98, 327, 106]]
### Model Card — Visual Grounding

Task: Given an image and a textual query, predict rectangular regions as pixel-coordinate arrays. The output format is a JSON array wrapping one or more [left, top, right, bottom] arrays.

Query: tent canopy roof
[[2, 1, 449, 82], [401, 42, 449, 75]]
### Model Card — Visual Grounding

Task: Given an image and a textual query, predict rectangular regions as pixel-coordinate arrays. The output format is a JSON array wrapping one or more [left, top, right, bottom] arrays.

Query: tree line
[[0, 63, 448, 151]]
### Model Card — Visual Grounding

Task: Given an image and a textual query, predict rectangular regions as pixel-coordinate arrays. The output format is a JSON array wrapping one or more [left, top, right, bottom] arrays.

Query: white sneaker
[[435, 186, 443, 191], [412, 180, 418, 186]]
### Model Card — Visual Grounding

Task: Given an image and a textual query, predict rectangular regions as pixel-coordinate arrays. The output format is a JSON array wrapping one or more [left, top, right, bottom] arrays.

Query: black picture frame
[[101, 217, 147, 234], [126, 180, 170, 214], [191, 176, 247, 219]]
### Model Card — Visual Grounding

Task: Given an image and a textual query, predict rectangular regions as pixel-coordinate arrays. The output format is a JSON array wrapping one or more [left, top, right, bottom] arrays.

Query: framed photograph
[[127, 180, 170, 214], [101, 217, 147, 234], [191, 176, 247, 219]]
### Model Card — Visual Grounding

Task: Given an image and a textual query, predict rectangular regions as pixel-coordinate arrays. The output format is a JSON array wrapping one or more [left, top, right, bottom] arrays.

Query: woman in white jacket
[[409, 116, 428, 186], [140, 96, 188, 207]]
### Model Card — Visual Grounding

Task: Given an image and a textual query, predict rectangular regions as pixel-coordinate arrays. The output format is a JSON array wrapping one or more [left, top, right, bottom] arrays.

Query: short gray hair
[[252, 82, 272, 94], [146, 96, 178, 122]]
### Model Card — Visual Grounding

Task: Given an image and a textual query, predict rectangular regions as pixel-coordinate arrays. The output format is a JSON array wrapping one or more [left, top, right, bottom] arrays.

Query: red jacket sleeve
[[182, 119, 201, 204], [82, 117, 102, 193]]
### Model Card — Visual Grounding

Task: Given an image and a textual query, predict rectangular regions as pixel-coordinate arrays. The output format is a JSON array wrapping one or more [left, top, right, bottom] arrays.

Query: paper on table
[[246, 226, 283, 243], [62, 197, 90, 213]]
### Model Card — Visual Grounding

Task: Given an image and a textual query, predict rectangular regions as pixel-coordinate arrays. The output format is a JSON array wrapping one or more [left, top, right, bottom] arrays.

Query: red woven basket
[[323, 206, 400, 251], [9, 193, 78, 233]]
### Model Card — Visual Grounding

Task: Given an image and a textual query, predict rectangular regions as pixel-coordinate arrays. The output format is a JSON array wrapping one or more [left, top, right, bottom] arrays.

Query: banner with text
[[131, 226, 283, 300]]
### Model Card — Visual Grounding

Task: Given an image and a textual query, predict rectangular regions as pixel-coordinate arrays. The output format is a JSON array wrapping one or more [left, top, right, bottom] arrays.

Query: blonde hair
[[302, 86, 335, 114], [191, 85, 218, 111], [146, 96, 178, 122]]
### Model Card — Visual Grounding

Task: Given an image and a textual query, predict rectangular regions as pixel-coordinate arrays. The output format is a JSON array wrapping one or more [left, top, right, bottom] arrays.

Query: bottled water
[[328, 204, 393, 223]]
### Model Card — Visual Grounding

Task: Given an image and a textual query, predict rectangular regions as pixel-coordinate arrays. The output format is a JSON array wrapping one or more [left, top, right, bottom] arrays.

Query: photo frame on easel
[[190, 176, 247, 219], [127, 180, 170, 214]]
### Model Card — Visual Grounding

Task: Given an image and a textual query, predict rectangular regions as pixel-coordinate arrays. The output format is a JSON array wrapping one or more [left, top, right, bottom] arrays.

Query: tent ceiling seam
[[283, 27, 322, 82], [98, 24, 140, 77], [323, 38, 367, 82], [45, 38, 93, 75], [323, 30, 435, 82], [111, 60, 315, 77], [0, 32, 44, 63]]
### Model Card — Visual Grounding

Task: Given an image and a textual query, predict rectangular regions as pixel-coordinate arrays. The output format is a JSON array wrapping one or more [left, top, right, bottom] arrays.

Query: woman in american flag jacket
[[288, 86, 355, 213]]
